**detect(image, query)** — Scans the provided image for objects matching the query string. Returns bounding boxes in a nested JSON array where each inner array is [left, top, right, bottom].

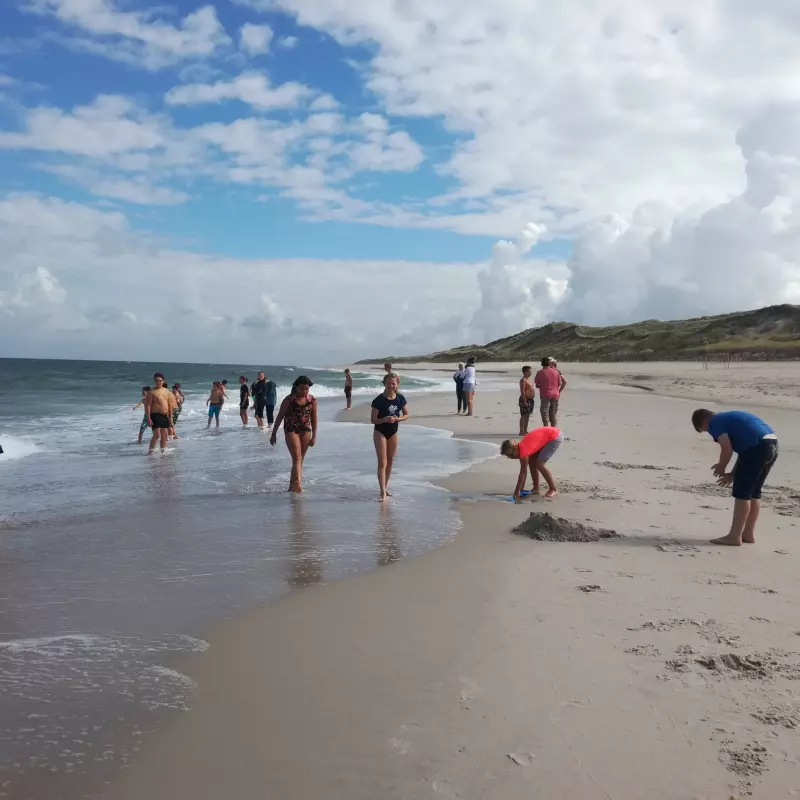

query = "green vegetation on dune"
[[358, 305, 800, 363]]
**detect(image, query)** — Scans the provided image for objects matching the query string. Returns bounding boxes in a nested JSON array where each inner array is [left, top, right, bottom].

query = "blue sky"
[[1, 1, 799, 362]]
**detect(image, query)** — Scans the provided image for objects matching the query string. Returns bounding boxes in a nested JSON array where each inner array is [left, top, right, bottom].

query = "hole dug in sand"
[[513, 512, 621, 543]]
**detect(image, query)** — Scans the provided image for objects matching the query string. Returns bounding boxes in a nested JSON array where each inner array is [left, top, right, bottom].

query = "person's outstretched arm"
[[310, 399, 318, 446], [513, 458, 529, 499], [559, 373, 567, 391], [270, 397, 290, 444], [712, 433, 734, 477]]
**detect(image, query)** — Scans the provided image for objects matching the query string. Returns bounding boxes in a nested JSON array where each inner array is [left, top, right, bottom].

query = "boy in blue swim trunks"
[[692, 409, 779, 546], [206, 381, 224, 428]]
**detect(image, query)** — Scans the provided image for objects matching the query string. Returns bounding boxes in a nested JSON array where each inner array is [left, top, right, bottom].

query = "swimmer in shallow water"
[[271, 376, 317, 493], [371, 373, 409, 501], [501, 426, 564, 500]]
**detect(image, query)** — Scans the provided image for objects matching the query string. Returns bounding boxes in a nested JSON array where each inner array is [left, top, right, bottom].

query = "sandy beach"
[[108, 363, 800, 800]]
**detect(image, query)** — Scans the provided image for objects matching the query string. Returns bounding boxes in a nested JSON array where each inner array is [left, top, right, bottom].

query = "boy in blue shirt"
[[692, 409, 779, 546]]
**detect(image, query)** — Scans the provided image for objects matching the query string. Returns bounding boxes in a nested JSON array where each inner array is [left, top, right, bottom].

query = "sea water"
[[0, 358, 495, 798]]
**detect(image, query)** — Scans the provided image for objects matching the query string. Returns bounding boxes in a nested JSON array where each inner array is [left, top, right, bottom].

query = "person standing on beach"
[[145, 373, 176, 453], [344, 369, 353, 410], [271, 376, 317, 493], [134, 386, 150, 444], [462, 357, 476, 416], [206, 381, 224, 428], [692, 409, 779, 546], [371, 373, 409, 501], [453, 362, 465, 415], [264, 375, 277, 426], [518, 365, 535, 435], [501, 426, 563, 500], [534, 357, 563, 427], [239, 376, 250, 425]]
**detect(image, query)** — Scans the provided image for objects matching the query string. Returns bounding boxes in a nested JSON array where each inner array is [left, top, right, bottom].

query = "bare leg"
[[742, 499, 760, 544], [207, 414, 212, 429], [711, 498, 751, 546], [240, 410, 248, 425], [256, 412, 264, 429], [148, 427, 159, 454], [159, 428, 168, 452], [285, 432, 304, 493], [537, 462, 557, 498], [466, 391, 474, 416], [529, 461, 540, 494], [384, 433, 399, 496], [373, 430, 388, 500]]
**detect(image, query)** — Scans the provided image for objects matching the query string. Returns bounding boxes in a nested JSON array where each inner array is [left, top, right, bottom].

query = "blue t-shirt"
[[707, 411, 774, 453]]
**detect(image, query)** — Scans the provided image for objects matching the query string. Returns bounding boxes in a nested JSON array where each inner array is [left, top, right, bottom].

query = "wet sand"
[[109, 364, 800, 800]]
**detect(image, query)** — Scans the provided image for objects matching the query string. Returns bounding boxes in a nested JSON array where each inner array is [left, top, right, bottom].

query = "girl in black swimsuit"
[[370, 374, 409, 501], [271, 376, 317, 493]]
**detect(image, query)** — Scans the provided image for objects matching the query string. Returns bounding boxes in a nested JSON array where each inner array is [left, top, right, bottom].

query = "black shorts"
[[345, 387, 352, 398], [150, 412, 171, 430], [240, 401, 250, 411], [733, 439, 778, 500]]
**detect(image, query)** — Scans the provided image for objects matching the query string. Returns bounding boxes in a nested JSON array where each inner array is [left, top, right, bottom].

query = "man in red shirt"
[[501, 426, 564, 500], [534, 357, 567, 426]]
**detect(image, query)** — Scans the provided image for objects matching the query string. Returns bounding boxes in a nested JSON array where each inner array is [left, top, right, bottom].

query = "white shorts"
[[463, 382, 475, 393]]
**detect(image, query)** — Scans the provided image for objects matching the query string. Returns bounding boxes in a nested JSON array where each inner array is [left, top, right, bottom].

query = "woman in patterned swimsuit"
[[270, 376, 318, 493]]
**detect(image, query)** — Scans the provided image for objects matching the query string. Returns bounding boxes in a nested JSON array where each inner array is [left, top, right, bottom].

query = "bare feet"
[[545, 489, 558, 499], [385, 490, 393, 497], [742, 535, 756, 544], [710, 534, 743, 546]]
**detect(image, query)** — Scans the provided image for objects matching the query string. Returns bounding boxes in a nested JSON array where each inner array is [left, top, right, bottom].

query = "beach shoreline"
[[107, 363, 800, 800]]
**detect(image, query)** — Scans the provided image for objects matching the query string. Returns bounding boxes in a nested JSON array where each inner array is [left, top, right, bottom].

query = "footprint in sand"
[[459, 677, 479, 707], [432, 780, 467, 799], [507, 752, 536, 766]]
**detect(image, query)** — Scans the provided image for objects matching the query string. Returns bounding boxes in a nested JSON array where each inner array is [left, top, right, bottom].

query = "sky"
[[2, 0, 800, 364]]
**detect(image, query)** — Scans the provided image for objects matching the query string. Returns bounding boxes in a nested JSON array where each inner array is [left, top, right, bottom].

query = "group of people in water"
[[134, 362, 408, 500], [132, 358, 779, 545]]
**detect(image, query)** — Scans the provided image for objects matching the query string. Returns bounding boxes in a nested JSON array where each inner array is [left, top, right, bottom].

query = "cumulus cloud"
[[470, 223, 568, 342], [31, 0, 230, 69], [479, 105, 800, 334], [0, 266, 66, 310], [239, 23, 274, 55], [165, 71, 314, 110]]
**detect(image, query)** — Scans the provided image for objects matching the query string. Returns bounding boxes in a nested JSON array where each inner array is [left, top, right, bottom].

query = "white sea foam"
[[0, 434, 42, 462]]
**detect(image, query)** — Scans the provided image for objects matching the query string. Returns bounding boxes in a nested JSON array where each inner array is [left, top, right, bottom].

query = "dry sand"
[[109, 364, 800, 800]]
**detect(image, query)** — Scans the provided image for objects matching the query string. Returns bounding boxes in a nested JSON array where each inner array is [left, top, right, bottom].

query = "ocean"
[[0, 358, 496, 799]]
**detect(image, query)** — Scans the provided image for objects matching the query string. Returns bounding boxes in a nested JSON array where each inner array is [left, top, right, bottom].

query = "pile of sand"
[[513, 512, 620, 542]]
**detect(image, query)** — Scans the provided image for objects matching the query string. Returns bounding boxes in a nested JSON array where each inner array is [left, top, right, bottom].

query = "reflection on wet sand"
[[376, 503, 402, 567], [286, 497, 324, 588]]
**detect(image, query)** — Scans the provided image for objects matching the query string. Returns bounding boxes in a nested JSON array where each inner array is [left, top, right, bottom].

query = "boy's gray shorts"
[[537, 432, 564, 463]]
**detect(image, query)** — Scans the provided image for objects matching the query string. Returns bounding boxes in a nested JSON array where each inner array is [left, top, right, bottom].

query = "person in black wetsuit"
[[239, 375, 250, 425], [251, 371, 268, 428], [370, 373, 409, 501]]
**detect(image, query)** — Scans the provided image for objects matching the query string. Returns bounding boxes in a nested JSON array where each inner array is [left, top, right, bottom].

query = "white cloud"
[[0, 266, 66, 310], [239, 23, 273, 55], [165, 71, 314, 110], [472, 104, 800, 335], [0, 95, 168, 158], [278, 35, 298, 49], [0, 193, 483, 361], [31, 0, 230, 69], [270, 0, 800, 235], [0, 74, 16, 87], [309, 94, 339, 112], [43, 164, 190, 205]]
